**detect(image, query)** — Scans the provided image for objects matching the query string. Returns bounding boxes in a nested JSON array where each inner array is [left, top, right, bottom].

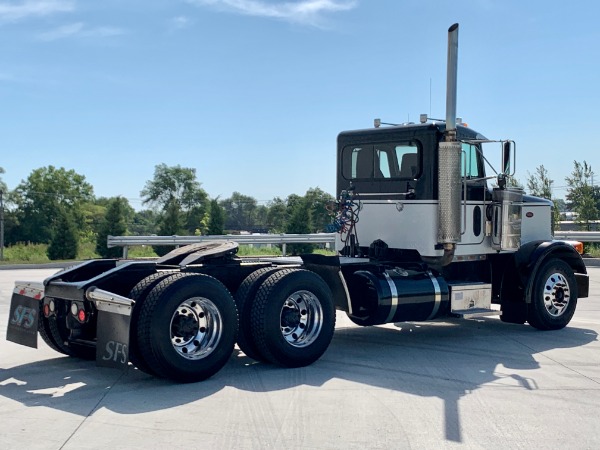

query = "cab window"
[[342, 142, 420, 180]]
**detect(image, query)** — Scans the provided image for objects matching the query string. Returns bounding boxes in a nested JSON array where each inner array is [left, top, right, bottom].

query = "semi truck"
[[6, 24, 589, 382]]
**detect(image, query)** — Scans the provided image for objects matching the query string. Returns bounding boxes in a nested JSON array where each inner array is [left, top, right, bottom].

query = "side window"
[[461, 143, 480, 178], [342, 147, 372, 179], [376, 149, 391, 178], [342, 142, 420, 180], [396, 144, 420, 179]]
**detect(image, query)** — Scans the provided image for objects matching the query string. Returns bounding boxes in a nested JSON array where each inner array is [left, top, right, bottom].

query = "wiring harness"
[[326, 187, 361, 250]]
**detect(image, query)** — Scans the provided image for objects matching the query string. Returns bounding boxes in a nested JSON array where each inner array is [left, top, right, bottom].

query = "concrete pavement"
[[0, 267, 599, 449]]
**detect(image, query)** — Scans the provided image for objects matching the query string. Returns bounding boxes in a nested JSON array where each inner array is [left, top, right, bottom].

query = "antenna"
[[429, 78, 432, 117]]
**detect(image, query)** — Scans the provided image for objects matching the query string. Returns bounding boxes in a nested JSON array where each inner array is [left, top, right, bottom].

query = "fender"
[[514, 240, 588, 303]]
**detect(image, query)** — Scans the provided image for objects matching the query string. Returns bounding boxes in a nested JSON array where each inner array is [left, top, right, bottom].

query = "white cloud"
[[38, 22, 125, 41], [170, 15, 192, 30], [0, 0, 74, 22], [185, 0, 357, 27]]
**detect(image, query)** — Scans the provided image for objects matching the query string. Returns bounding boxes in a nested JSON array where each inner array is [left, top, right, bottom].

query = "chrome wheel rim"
[[280, 290, 323, 348], [170, 297, 222, 360], [543, 272, 570, 317]]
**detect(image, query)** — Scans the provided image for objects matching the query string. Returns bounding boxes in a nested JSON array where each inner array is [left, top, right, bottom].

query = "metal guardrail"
[[107, 233, 337, 258], [108, 231, 600, 259], [553, 231, 600, 242]]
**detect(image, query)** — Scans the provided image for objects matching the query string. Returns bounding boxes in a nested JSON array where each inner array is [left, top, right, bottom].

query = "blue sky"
[[1, 0, 599, 209]]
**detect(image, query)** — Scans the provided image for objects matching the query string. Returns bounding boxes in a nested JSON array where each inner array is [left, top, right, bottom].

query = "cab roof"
[[337, 122, 486, 142]]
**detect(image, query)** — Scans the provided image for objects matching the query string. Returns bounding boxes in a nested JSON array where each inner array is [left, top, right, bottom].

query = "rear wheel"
[[136, 273, 238, 382], [527, 259, 577, 330], [128, 271, 177, 375], [234, 267, 282, 361], [250, 269, 335, 368]]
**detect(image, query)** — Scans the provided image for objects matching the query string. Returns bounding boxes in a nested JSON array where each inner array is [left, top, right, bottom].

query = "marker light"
[[77, 309, 87, 323]]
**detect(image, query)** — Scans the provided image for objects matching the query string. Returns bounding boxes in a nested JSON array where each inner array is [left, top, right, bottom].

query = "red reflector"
[[526, 212, 534, 218], [43, 304, 50, 317], [78, 309, 86, 322]]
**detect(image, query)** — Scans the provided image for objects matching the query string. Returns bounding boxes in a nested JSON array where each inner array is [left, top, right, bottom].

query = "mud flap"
[[88, 288, 133, 370], [6, 283, 44, 348]]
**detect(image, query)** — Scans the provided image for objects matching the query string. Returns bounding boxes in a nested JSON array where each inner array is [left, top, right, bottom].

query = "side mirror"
[[501, 141, 515, 175]]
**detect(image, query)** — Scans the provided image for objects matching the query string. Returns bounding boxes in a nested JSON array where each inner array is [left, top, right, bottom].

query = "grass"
[[1, 242, 51, 264], [584, 243, 600, 258]]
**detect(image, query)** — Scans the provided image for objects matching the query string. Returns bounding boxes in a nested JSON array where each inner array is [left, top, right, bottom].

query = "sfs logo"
[[10, 305, 37, 329], [103, 341, 128, 364]]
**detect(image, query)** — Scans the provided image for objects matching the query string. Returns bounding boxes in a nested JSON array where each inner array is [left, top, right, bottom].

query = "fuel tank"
[[347, 268, 449, 325]]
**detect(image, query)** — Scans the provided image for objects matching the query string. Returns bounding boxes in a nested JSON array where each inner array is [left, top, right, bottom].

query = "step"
[[451, 308, 501, 319]]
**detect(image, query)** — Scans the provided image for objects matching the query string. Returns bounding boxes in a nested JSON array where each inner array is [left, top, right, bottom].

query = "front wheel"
[[527, 259, 578, 330], [136, 273, 238, 382], [250, 269, 335, 368]]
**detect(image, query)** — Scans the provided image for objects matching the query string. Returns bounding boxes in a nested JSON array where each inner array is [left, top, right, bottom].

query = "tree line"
[[0, 163, 334, 259], [524, 161, 600, 231], [1, 159, 598, 260]]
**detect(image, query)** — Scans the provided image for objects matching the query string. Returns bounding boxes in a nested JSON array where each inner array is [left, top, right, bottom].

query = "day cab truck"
[[6, 24, 589, 382]]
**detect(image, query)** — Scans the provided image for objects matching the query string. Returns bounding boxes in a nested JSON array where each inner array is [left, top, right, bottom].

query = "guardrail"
[[553, 231, 600, 242], [108, 233, 337, 258], [108, 231, 600, 259]]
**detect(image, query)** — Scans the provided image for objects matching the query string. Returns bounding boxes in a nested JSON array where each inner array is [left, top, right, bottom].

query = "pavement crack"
[[508, 336, 600, 386], [58, 370, 127, 450]]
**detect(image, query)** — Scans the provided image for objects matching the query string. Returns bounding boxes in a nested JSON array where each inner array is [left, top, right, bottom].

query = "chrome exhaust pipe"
[[445, 23, 459, 137], [437, 23, 461, 266]]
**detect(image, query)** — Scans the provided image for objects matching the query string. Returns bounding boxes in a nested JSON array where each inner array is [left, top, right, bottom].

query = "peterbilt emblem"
[[396, 202, 404, 212]]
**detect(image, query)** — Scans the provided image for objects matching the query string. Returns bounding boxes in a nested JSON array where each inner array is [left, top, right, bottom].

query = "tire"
[[43, 299, 96, 360], [527, 258, 578, 330], [136, 273, 238, 383], [128, 271, 177, 376], [250, 269, 336, 368], [346, 312, 378, 327], [38, 304, 68, 355], [234, 267, 282, 362]]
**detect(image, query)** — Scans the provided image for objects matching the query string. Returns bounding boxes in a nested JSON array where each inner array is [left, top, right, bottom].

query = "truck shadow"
[[0, 317, 597, 443]]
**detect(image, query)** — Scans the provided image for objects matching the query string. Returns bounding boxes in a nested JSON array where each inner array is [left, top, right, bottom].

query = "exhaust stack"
[[445, 23, 459, 136], [437, 23, 462, 265]]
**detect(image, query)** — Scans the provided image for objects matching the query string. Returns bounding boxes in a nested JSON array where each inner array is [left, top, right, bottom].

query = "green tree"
[[96, 197, 129, 258], [266, 197, 288, 232], [527, 165, 560, 231], [0, 166, 6, 194], [12, 166, 94, 244], [141, 164, 208, 235], [254, 204, 269, 230], [153, 197, 185, 256], [505, 177, 524, 189], [47, 207, 79, 260], [304, 187, 335, 232], [207, 199, 225, 235], [220, 192, 257, 231], [286, 197, 314, 255], [527, 165, 553, 199], [130, 209, 159, 236], [186, 205, 206, 235], [565, 161, 599, 230]]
